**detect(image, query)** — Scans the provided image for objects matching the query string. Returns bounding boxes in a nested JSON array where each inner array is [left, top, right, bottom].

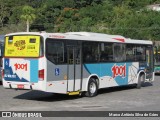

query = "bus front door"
[[146, 46, 154, 80], [67, 46, 82, 92]]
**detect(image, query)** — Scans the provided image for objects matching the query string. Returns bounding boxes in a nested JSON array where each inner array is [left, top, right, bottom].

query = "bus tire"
[[137, 74, 145, 89], [85, 78, 98, 97]]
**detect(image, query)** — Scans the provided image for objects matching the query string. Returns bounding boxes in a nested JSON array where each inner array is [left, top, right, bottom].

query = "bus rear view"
[[2, 34, 45, 91]]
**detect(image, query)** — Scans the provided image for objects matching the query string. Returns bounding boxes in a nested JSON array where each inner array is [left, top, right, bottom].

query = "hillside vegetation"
[[0, 0, 160, 40]]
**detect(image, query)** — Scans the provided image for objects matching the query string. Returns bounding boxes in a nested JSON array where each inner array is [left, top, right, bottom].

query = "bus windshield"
[[4, 35, 41, 57]]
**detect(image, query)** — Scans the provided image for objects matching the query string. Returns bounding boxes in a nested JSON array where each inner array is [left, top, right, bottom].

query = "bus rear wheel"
[[137, 74, 145, 89], [85, 78, 98, 97]]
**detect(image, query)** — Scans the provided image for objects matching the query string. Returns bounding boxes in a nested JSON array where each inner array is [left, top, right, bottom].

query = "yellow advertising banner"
[[5, 35, 40, 57]]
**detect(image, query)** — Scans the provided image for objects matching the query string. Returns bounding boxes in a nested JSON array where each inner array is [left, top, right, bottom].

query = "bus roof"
[[5, 32, 153, 45]]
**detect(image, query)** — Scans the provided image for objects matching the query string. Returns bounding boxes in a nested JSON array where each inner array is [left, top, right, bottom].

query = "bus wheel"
[[137, 74, 145, 89], [85, 78, 98, 97]]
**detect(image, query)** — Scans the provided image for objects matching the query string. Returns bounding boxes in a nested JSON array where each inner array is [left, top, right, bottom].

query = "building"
[[147, 4, 160, 11]]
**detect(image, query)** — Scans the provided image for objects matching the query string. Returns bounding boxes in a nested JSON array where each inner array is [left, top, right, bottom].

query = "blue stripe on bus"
[[30, 60, 38, 83], [84, 63, 132, 86]]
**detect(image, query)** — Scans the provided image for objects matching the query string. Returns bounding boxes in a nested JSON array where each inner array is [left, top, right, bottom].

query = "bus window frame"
[[45, 38, 151, 64], [45, 38, 66, 65]]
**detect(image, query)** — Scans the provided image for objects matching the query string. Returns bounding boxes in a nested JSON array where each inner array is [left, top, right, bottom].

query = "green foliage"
[[21, 6, 36, 22], [1, 0, 160, 40], [0, 0, 11, 27], [20, 5, 36, 32]]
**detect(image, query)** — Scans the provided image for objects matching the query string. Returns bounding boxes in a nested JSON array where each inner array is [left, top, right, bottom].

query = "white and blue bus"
[[2, 32, 154, 97]]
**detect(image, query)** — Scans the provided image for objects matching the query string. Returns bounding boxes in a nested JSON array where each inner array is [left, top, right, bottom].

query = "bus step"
[[68, 91, 80, 95]]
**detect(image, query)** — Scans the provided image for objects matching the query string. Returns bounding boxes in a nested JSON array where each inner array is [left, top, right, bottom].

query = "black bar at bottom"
[[0, 111, 160, 117]]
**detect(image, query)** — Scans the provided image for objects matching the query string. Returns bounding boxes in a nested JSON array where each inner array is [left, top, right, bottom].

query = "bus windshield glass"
[[4, 35, 41, 57]]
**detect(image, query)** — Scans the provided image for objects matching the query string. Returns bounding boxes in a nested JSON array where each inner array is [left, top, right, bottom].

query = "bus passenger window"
[[83, 42, 99, 63], [126, 44, 135, 61], [114, 43, 126, 62], [46, 39, 66, 64], [100, 43, 113, 62]]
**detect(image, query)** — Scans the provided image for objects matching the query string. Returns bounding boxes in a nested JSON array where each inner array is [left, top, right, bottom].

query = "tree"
[[0, 0, 10, 27], [20, 5, 36, 32]]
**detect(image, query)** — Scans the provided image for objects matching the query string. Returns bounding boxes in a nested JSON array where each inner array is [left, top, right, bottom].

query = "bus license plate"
[[17, 84, 24, 89]]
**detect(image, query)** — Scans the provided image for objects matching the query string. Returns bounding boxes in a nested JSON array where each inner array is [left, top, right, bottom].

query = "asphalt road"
[[0, 75, 160, 120]]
